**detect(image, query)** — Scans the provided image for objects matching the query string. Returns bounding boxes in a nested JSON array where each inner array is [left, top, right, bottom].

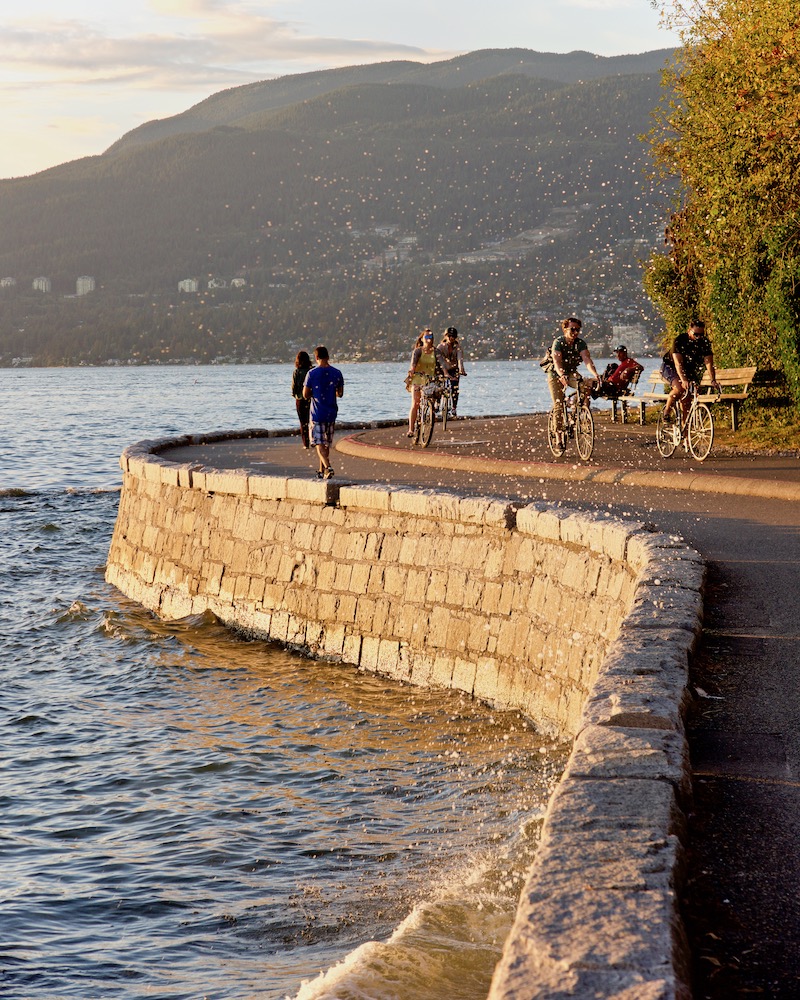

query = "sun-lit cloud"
[[0, 7, 435, 95]]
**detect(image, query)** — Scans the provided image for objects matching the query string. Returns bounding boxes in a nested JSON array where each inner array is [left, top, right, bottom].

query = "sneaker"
[[451, 410, 458, 419], [407, 430, 413, 437], [316, 470, 324, 479], [323, 467, 334, 479]]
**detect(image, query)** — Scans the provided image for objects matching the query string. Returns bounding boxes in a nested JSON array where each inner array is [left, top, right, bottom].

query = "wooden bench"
[[609, 367, 643, 424], [630, 366, 758, 430]]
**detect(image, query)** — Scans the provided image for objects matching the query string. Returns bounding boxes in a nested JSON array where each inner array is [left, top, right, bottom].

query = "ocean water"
[[0, 360, 629, 999]]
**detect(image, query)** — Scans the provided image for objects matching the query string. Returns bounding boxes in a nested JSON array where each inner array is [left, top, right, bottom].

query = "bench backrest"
[[701, 366, 757, 388], [646, 370, 670, 391]]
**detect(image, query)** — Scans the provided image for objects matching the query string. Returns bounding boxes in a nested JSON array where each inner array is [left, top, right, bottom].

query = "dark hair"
[[315, 345, 329, 360], [689, 318, 705, 329], [562, 316, 581, 330], [295, 350, 311, 368]]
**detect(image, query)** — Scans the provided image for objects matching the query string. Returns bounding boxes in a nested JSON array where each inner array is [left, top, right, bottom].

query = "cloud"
[[0, 7, 437, 94]]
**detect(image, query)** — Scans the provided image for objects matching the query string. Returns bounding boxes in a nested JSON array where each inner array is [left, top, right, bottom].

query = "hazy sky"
[[1, 0, 680, 180]]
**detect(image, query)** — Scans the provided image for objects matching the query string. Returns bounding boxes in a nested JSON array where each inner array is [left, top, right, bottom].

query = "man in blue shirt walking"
[[303, 345, 344, 479]]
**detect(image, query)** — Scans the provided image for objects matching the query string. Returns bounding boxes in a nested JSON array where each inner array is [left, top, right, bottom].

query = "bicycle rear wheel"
[[687, 402, 714, 461], [547, 407, 566, 457], [575, 406, 595, 460], [419, 397, 435, 447], [656, 406, 679, 458]]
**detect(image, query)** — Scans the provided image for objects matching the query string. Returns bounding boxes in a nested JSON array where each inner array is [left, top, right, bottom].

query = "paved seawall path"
[[159, 411, 800, 999]]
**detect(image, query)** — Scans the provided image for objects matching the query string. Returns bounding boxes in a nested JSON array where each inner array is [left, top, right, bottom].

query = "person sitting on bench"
[[591, 344, 644, 400]]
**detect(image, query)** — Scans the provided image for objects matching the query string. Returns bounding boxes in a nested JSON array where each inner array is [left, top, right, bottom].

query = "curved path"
[[163, 412, 800, 998]]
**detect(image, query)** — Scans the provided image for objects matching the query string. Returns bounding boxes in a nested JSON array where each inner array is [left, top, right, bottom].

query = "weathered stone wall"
[[106, 434, 703, 999]]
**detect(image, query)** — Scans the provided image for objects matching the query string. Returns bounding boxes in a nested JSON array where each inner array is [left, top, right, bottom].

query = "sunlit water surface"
[[0, 360, 653, 997]]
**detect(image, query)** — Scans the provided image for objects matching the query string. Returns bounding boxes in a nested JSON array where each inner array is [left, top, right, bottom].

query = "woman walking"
[[292, 350, 313, 448]]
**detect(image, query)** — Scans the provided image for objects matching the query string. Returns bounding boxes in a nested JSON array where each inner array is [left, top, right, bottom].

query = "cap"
[[614, 344, 627, 352], [445, 326, 458, 336]]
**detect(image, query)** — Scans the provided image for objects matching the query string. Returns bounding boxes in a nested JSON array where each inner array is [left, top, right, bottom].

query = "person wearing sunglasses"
[[543, 317, 600, 419], [405, 328, 445, 436]]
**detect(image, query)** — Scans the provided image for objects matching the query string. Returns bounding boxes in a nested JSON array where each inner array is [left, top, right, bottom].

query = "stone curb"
[[336, 431, 800, 503]]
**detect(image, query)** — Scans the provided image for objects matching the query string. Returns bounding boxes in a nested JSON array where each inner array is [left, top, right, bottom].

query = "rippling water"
[[0, 363, 582, 999]]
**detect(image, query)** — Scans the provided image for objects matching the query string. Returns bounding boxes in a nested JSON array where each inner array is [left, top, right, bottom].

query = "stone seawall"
[[105, 431, 702, 999]]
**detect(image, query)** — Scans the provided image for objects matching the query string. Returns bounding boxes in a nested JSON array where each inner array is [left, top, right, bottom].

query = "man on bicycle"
[[437, 326, 467, 418], [661, 318, 720, 421], [544, 317, 600, 423]]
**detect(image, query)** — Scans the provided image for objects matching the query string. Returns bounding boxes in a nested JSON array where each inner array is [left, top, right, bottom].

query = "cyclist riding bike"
[[406, 329, 446, 437], [543, 317, 600, 426], [437, 326, 467, 418], [660, 318, 720, 420]]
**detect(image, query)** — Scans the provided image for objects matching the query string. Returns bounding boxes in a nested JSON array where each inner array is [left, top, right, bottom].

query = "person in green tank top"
[[405, 329, 444, 437]]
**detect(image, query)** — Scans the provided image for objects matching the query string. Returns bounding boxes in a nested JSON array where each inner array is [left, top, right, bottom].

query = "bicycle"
[[439, 376, 454, 432], [655, 381, 717, 462], [547, 375, 595, 461], [411, 378, 439, 447]]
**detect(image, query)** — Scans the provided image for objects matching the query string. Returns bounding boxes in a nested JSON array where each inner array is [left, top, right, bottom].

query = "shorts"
[[310, 420, 335, 447], [660, 361, 678, 385]]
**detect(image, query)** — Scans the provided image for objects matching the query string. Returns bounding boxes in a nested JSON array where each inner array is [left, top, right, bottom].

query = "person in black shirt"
[[660, 319, 719, 420]]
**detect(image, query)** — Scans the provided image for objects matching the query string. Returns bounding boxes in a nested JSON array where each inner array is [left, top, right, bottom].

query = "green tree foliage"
[[645, 0, 800, 403]]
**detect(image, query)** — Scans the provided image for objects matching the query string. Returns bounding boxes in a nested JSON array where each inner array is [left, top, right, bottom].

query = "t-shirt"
[[664, 332, 713, 381], [550, 334, 588, 375], [303, 364, 344, 423]]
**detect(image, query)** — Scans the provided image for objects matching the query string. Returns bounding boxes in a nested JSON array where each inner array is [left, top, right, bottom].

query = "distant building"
[[0, 277, 16, 288], [76, 275, 95, 296], [612, 324, 646, 355], [207, 277, 227, 289], [230, 277, 247, 288], [178, 278, 199, 293], [32, 276, 51, 293]]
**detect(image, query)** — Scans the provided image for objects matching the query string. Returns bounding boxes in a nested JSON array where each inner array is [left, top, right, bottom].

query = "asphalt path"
[[162, 412, 800, 999]]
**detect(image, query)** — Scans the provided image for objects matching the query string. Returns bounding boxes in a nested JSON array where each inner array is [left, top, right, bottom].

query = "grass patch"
[[717, 407, 800, 454]]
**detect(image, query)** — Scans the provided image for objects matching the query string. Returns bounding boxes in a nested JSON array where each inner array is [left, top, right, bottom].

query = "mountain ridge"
[[105, 47, 674, 155]]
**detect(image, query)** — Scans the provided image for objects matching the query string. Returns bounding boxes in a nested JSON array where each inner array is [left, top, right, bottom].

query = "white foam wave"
[[291, 814, 546, 1000]]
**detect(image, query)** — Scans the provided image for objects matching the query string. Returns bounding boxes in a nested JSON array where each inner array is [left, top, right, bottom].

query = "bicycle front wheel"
[[656, 407, 679, 458], [419, 397, 435, 447], [547, 407, 566, 457], [687, 402, 714, 461], [575, 406, 595, 461]]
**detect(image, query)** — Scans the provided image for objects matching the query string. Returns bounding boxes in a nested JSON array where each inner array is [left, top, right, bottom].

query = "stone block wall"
[[105, 434, 703, 999], [109, 465, 640, 737]]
